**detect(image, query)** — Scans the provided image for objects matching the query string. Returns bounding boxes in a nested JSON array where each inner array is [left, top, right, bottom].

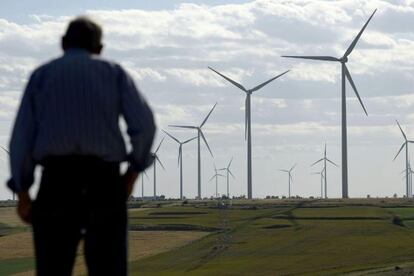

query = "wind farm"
[[4, 2, 414, 276]]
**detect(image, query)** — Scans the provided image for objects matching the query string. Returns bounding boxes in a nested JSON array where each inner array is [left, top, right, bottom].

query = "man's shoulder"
[[33, 55, 125, 76]]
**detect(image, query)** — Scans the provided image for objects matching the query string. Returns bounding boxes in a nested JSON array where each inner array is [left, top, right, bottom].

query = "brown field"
[[0, 207, 207, 276]]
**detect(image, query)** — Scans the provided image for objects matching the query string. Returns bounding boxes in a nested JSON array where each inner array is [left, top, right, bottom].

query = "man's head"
[[62, 16, 103, 54]]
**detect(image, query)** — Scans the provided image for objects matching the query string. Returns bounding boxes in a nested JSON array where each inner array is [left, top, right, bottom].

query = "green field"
[[2, 198, 414, 275]]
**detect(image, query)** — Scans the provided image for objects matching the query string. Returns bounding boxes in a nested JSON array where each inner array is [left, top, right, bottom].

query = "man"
[[7, 16, 156, 275]]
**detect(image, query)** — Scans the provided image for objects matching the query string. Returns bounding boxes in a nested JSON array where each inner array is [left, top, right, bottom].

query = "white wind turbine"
[[163, 130, 197, 200], [282, 9, 377, 198], [311, 143, 338, 199], [208, 67, 289, 199], [279, 164, 297, 198], [311, 167, 325, 199], [210, 164, 225, 198], [219, 157, 235, 198], [152, 138, 165, 200], [169, 103, 216, 199], [394, 120, 414, 198], [401, 160, 413, 198]]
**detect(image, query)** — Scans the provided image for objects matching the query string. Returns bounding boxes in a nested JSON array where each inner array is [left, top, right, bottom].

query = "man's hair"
[[62, 16, 102, 52]]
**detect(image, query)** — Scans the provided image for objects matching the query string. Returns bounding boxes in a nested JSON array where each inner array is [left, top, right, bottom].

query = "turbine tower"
[[170, 103, 216, 199], [311, 143, 338, 199], [311, 167, 325, 198], [210, 164, 225, 198], [282, 10, 377, 198], [208, 67, 289, 199], [219, 157, 235, 198], [394, 120, 414, 198], [163, 130, 197, 200], [1, 146, 15, 201], [152, 138, 165, 200], [279, 164, 296, 198]]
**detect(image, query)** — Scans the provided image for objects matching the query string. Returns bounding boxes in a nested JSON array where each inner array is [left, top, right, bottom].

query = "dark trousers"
[[32, 156, 127, 276]]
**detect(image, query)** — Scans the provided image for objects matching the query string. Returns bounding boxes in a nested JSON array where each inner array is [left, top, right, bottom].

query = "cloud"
[[1, 0, 414, 198]]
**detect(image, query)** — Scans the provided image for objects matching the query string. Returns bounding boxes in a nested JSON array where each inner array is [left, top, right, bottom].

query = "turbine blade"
[[279, 169, 289, 173], [344, 65, 368, 116], [396, 120, 407, 141], [394, 143, 406, 161], [249, 70, 290, 93], [343, 9, 377, 58], [209, 175, 215, 182], [169, 125, 197, 129], [282, 55, 340, 62], [326, 158, 339, 167], [228, 157, 233, 169], [178, 146, 182, 167], [208, 66, 247, 92], [200, 102, 217, 127], [143, 170, 149, 179], [311, 172, 320, 175], [311, 158, 324, 166], [229, 169, 235, 179], [218, 168, 226, 171], [200, 130, 213, 157], [290, 163, 297, 171], [1, 146, 9, 154], [245, 96, 248, 141], [218, 174, 226, 177], [183, 136, 197, 144], [156, 156, 166, 171], [155, 137, 165, 154], [162, 130, 180, 144]]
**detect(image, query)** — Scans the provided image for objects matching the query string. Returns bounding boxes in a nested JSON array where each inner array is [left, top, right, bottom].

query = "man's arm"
[[118, 66, 156, 195], [8, 72, 38, 223]]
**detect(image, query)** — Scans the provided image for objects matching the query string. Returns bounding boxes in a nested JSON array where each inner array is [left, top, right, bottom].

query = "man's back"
[[31, 49, 127, 162]]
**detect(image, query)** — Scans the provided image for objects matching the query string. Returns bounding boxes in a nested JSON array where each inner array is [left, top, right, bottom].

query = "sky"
[[0, 0, 413, 200]]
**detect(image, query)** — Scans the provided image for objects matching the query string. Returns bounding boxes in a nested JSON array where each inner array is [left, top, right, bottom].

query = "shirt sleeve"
[[117, 65, 156, 172], [7, 71, 39, 193]]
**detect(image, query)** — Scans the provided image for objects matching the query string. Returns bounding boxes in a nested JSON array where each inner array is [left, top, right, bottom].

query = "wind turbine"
[[311, 167, 325, 199], [152, 138, 165, 200], [394, 120, 414, 198], [311, 143, 338, 199], [208, 67, 289, 199], [1, 146, 15, 201], [219, 157, 235, 198], [140, 170, 149, 199], [209, 164, 225, 198], [169, 103, 216, 199], [282, 9, 377, 198], [163, 130, 197, 200], [401, 161, 413, 198], [279, 164, 296, 198]]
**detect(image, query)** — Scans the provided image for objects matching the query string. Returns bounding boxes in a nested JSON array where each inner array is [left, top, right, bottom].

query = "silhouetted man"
[[7, 16, 156, 276]]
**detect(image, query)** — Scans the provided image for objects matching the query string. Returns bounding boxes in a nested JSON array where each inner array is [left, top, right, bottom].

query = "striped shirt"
[[8, 48, 156, 193]]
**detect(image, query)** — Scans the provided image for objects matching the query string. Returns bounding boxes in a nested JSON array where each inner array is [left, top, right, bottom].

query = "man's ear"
[[93, 44, 103, 55], [61, 36, 68, 51]]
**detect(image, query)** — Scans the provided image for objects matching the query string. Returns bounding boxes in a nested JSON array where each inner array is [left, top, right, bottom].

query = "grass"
[[129, 199, 414, 275], [0, 257, 34, 275], [4, 199, 414, 275]]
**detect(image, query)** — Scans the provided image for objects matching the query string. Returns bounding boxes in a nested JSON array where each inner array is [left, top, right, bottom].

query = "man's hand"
[[123, 168, 139, 200], [17, 191, 32, 224]]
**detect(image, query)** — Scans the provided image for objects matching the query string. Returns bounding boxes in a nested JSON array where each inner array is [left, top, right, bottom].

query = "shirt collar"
[[64, 48, 91, 56]]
